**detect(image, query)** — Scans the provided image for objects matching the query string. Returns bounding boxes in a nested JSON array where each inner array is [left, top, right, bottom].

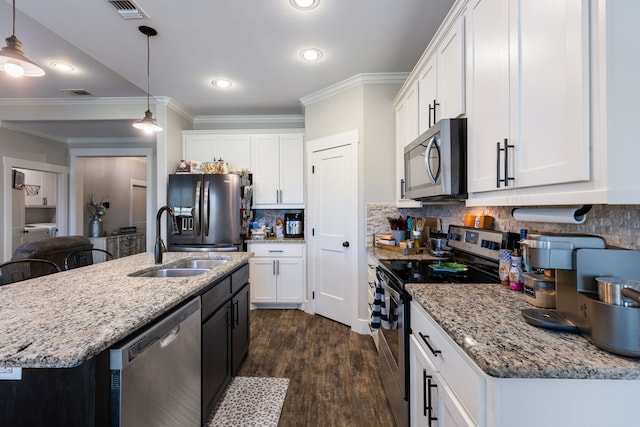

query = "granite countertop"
[[246, 237, 305, 244], [407, 283, 640, 380], [366, 246, 640, 380], [0, 251, 252, 369]]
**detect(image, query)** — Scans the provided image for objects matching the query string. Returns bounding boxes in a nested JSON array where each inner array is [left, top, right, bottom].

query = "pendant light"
[[133, 25, 162, 133], [0, 0, 45, 77]]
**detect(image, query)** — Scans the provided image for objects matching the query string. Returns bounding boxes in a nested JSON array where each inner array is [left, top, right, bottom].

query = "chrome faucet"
[[155, 206, 181, 264]]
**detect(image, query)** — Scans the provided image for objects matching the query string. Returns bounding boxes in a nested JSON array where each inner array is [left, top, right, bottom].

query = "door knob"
[[342, 241, 350, 248]]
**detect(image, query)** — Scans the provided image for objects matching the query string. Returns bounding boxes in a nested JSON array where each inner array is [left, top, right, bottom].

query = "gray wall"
[[80, 157, 147, 235], [0, 127, 68, 166]]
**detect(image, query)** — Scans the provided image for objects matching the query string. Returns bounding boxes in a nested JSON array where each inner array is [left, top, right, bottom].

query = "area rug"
[[207, 376, 289, 427]]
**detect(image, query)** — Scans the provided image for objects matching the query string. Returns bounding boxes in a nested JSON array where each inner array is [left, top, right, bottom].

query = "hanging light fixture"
[[0, 0, 45, 77], [133, 25, 162, 133]]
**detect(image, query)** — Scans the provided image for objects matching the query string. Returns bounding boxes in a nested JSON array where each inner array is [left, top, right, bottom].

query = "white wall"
[[303, 75, 401, 332]]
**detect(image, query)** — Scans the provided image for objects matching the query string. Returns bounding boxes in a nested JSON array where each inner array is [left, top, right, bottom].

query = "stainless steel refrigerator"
[[167, 174, 242, 251]]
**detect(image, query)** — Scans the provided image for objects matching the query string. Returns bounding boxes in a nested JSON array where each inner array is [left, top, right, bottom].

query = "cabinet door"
[[231, 284, 250, 375], [184, 134, 217, 161], [514, 0, 589, 188], [410, 335, 475, 427], [419, 55, 438, 132], [251, 135, 281, 206], [279, 134, 304, 205], [106, 237, 118, 259], [249, 258, 278, 303], [438, 16, 465, 120], [218, 134, 251, 173], [23, 169, 43, 206], [467, 0, 511, 193], [410, 334, 439, 427], [276, 258, 304, 303], [41, 171, 56, 207], [406, 81, 420, 143], [395, 92, 423, 208], [202, 305, 232, 423]]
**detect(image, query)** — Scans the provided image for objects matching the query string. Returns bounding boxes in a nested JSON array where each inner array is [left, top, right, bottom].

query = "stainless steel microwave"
[[403, 118, 467, 201]]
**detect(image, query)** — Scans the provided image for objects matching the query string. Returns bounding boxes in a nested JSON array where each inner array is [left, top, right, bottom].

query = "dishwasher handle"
[[114, 298, 201, 366]]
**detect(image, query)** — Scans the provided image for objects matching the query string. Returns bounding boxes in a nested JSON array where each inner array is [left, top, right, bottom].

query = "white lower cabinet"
[[411, 301, 482, 427], [410, 300, 640, 427], [410, 336, 476, 427], [248, 243, 304, 305]]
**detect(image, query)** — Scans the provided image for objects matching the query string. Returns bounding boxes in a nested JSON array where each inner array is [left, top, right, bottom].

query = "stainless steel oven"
[[376, 266, 409, 427]]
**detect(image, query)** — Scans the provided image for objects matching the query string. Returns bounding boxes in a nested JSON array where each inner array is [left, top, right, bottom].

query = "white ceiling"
[[0, 0, 455, 140]]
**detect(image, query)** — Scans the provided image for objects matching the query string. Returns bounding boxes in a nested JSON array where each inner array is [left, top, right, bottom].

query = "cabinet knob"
[[342, 241, 350, 248]]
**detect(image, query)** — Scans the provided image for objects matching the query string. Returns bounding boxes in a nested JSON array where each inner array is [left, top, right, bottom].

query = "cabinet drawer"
[[411, 301, 484, 426], [248, 243, 303, 257], [231, 264, 249, 295], [202, 277, 231, 320]]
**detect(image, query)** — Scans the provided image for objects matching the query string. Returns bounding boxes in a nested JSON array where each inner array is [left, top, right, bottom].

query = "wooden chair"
[[64, 248, 113, 270], [0, 259, 61, 285]]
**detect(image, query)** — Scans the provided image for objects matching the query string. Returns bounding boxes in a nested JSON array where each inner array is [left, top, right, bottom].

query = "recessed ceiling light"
[[212, 79, 232, 88], [50, 62, 75, 72], [290, 0, 319, 10], [300, 48, 323, 62]]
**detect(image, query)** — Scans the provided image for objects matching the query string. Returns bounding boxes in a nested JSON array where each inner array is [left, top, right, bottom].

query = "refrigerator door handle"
[[203, 180, 210, 236], [194, 180, 202, 236]]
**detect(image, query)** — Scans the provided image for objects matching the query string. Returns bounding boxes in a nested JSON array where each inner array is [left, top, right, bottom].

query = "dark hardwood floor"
[[237, 309, 396, 427]]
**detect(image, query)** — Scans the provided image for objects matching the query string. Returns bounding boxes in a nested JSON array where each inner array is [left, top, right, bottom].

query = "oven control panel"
[[447, 225, 517, 261]]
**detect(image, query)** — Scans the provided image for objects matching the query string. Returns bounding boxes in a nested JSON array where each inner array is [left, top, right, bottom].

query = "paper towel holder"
[[511, 205, 592, 224]]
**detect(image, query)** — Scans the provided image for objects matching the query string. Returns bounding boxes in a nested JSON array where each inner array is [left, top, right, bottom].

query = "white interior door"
[[309, 134, 358, 326], [130, 179, 147, 232]]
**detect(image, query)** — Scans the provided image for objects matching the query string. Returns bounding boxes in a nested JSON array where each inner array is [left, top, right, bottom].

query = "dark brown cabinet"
[[201, 263, 250, 424]]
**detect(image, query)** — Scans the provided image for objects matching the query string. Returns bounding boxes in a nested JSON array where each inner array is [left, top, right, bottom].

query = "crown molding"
[[299, 72, 409, 107], [0, 120, 67, 144], [155, 96, 195, 122], [193, 114, 304, 125], [66, 136, 155, 145], [0, 97, 152, 107]]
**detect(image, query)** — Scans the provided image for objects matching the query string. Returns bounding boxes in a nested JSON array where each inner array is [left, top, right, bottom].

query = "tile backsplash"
[[366, 203, 640, 250]]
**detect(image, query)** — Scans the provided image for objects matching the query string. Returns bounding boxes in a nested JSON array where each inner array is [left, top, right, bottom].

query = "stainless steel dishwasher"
[[110, 297, 201, 427]]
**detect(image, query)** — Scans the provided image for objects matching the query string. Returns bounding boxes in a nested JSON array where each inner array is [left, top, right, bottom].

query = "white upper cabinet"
[[395, 81, 422, 207], [466, 0, 590, 197], [394, 4, 466, 207], [251, 133, 304, 208], [21, 169, 56, 207], [419, 14, 466, 133], [182, 132, 251, 173], [465, 0, 640, 206]]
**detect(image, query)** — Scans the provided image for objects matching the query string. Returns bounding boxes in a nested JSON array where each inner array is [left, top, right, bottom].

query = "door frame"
[[1, 156, 69, 262], [69, 148, 155, 252], [305, 129, 360, 330]]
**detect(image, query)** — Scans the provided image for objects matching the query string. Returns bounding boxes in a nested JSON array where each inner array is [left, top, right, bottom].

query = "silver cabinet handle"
[[273, 260, 276, 275], [276, 260, 280, 275]]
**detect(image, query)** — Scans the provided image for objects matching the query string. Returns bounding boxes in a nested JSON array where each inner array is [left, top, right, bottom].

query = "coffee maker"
[[284, 212, 303, 238], [522, 233, 640, 357]]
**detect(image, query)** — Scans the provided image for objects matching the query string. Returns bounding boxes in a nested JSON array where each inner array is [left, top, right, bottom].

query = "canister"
[[522, 272, 556, 308]]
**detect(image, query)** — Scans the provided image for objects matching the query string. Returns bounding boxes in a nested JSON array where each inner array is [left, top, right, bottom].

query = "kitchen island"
[[0, 251, 252, 426]]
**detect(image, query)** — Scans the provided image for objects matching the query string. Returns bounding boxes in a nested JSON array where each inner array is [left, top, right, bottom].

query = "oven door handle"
[[380, 281, 401, 303]]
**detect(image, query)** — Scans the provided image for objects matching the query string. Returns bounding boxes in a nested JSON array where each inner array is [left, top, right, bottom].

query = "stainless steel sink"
[[172, 259, 228, 269], [133, 268, 211, 278]]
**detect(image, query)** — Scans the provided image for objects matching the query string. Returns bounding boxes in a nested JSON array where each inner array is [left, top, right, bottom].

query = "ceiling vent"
[[107, 1, 148, 19], [60, 89, 93, 96]]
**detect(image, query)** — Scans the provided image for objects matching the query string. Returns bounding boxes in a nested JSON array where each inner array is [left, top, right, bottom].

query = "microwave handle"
[[425, 136, 441, 184], [400, 178, 405, 199]]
